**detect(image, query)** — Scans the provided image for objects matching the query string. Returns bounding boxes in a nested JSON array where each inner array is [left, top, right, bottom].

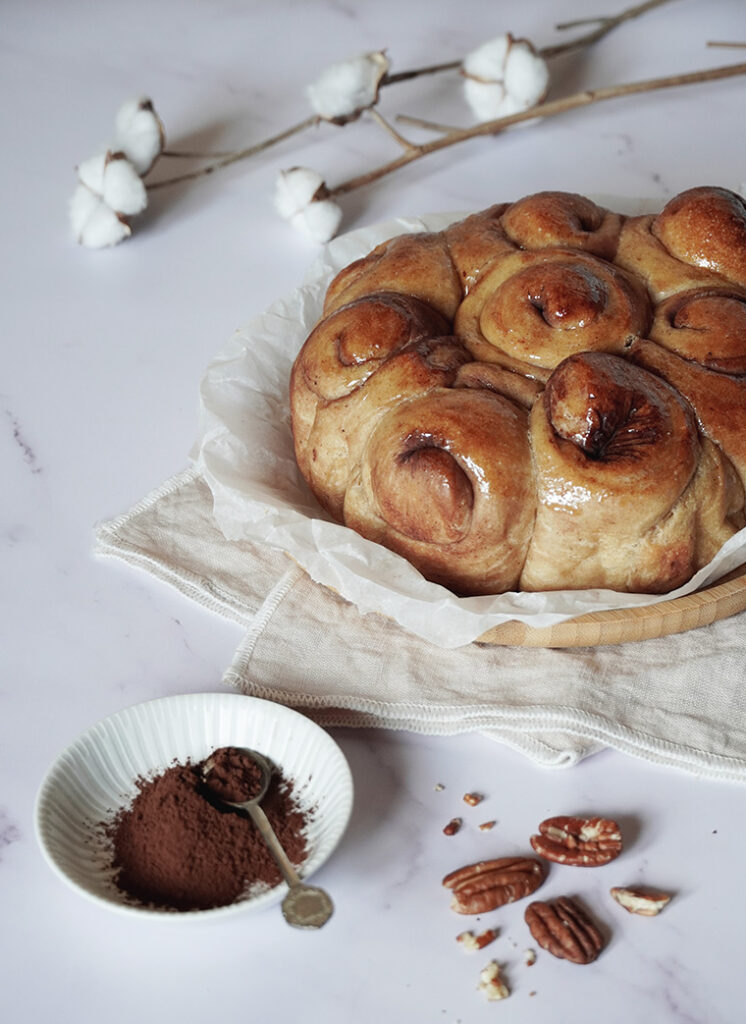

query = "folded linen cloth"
[[95, 467, 746, 782]]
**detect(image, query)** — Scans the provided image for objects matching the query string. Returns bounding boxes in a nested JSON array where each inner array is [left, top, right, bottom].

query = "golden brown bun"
[[289, 187, 746, 597], [455, 248, 650, 380], [501, 190, 623, 260], [616, 186, 746, 301], [630, 336, 746, 494], [323, 231, 463, 321], [649, 287, 746, 374], [343, 388, 535, 595], [443, 203, 514, 293], [520, 353, 737, 592]]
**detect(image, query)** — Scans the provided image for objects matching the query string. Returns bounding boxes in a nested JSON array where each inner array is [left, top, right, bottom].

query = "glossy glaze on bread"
[[290, 188, 746, 596]]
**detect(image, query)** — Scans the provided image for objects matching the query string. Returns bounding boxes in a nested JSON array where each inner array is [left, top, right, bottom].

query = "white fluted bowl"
[[35, 692, 354, 919]]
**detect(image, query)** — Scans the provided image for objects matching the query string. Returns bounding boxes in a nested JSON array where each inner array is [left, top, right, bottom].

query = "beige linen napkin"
[[95, 467, 746, 782]]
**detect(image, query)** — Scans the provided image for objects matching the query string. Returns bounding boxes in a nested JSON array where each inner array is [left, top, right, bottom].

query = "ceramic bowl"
[[35, 692, 353, 919]]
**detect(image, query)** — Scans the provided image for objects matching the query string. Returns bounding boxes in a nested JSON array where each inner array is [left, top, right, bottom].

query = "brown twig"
[[544, 0, 677, 58], [328, 61, 746, 198], [162, 148, 236, 159], [147, 116, 319, 190], [368, 108, 419, 151], [395, 114, 459, 134]]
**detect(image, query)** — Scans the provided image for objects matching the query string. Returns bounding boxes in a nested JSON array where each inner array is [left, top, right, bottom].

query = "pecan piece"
[[524, 897, 605, 965], [443, 857, 545, 914], [443, 817, 462, 836], [530, 815, 622, 866], [610, 886, 672, 916], [477, 961, 509, 1001], [457, 927, 498, 951]]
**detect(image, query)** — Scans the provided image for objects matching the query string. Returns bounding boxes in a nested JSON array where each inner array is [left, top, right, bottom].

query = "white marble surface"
[[3, 0, 746, 1020]]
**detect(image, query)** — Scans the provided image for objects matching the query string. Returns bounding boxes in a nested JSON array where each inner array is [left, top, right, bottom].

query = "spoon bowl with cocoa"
[[202, 747, 334, 929]]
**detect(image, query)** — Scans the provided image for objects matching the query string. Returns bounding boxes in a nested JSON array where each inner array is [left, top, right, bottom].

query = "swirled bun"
[[289, 187, 746, 596], [616, 186, 746, 300]]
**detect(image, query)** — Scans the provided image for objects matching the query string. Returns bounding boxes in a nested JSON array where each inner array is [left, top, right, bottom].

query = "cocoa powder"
[[107, 747, 308, 911]]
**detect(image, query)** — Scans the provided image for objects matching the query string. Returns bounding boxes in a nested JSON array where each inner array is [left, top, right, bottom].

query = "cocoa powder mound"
[[107, 748, 308, 911]]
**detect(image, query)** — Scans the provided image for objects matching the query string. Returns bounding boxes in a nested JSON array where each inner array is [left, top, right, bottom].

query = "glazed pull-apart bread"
[[290, 187, 746, 596]]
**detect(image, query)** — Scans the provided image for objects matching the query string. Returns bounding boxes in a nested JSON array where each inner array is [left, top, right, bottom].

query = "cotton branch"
[[149, 0, 676, 191], [327, 61, 746, 199]]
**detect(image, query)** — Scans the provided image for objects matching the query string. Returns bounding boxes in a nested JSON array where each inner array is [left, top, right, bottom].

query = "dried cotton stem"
[[147, 115, 319, 191], [329, 61, 746, 198], [543, 0, 678, 59]]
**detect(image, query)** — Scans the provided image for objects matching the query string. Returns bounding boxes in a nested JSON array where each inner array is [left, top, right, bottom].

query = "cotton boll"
[[307, 51, 390, 121], [101, 153, 148, 215], [462, 33, 549, 122], [290, 198, 343, 243], [69, 184, 131, 248], [504, 42, 550, 107], [274, 167, 326, 219], [115, 97, 165, 175]]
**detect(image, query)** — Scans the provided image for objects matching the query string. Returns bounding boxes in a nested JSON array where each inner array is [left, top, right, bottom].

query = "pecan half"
[[610, 886, 672, 916], [530, 815, 622, 866], [443, 857, 545, 914], [524, 897, 605, 965]]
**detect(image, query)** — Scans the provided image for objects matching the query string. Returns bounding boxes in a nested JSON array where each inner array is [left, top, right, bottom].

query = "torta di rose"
[[289, 187, 746, 596]]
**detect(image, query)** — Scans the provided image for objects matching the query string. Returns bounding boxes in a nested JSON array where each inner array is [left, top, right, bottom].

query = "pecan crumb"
[[457, 928, 498, 951], [443, 817, 462, 836], [478, 820, 496, 832], [477, 961, 509, 1001], [434, 783, 445, 792], [463, 792, 483, 807], [523, 948, 536, 966]]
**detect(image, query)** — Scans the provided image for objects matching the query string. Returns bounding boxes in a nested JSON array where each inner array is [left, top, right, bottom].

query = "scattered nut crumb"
[[434, 783, 445, 792], [477, 961, 510, 1001], [478, 820, 496, 832], [610, 886, 672, 916], [529, 990, 537, 997], [463, 792, 483, 807], [457, 928, 498, 951], [443, 817, 462, 836], [523, 948, 536, 966]]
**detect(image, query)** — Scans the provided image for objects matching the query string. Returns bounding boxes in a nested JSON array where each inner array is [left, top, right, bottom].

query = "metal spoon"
[[202, 748, 333, 929]]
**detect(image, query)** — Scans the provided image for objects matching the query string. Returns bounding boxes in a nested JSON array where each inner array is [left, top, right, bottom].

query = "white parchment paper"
[[194, 204, 746, 648]]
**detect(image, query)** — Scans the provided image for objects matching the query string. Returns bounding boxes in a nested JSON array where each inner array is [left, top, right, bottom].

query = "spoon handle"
[[246, 802, 302, 888]]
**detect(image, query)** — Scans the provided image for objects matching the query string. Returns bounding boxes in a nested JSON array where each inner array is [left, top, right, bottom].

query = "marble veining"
[[5, 407, 41, 475], [0, 809, 21, 860]]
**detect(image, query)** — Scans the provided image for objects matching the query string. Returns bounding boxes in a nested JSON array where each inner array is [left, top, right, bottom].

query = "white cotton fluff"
[[462, 35, 511, 82], [76, 152, 108, 194], [69, 184, 131, 248], [100, 153, 148, 214], [274, 167, 326, 219], [290, 198, 343, 243], [114, 97, 165, 175], [462, 34, 549, 122], [307, 51, 390, 121], [76, 151, 147, 215]]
